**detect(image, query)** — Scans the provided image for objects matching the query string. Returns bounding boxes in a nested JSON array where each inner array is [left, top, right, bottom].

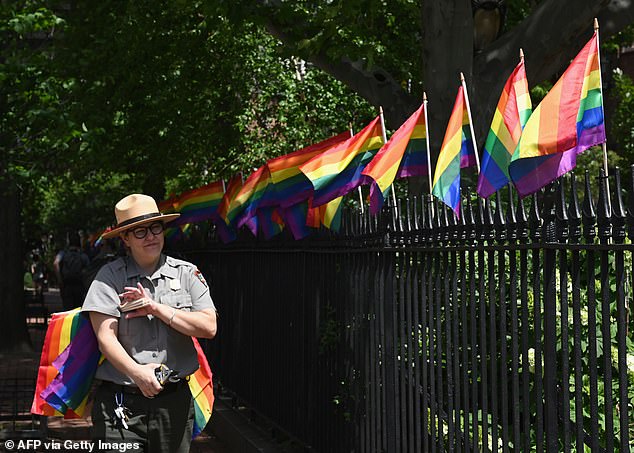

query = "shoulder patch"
[[194, 269, 208, 287]]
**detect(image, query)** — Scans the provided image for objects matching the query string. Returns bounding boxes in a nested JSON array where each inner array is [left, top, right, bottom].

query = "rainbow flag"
[[320, 196, 344, 231], [31, 309, 96, 418], [214, 174, 242, 243], [477, 57, 532, 198], [509, 32, 605, 197], [281, 202, 312, 240], [431, 85, 477, 215], [158, 196, 178, 214], [39, 315, 101, 416], [362, 103, 428, 214], [32, 310, 215, 438], [189, 338, 214, 439], [268, 132, 352, 208], [225, 166, 271, 228], [217, 174, 243, 226], [306, 196, 344, 231], [300, 117, 384, 207], [213, 217, 237, 243], [172, 181, 224, 226], [257, 206, 285, 239]]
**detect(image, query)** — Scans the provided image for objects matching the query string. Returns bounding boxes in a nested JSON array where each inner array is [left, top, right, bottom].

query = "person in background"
[[81, 193, 217, 453], [54, 232, 90, 310], [31, 253, 47, 298]]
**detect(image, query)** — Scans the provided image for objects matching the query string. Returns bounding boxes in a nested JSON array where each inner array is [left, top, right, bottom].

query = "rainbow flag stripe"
[[32, 311, 215, 438], [509, 32, 605, 197], [300, 117, 384, 207], [172, 181, 224, 225], [477, 58, 532, 198], [432, 85, 477, 215], [268, 132, 352, 208], [362, 103, 428, 214]]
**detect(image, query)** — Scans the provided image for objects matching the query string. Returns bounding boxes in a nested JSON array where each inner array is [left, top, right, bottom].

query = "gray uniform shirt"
[[81, 254, 216, 385]]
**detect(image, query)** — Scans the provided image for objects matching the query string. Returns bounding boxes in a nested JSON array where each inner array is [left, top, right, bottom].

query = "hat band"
[[116, 212, 162, 229]]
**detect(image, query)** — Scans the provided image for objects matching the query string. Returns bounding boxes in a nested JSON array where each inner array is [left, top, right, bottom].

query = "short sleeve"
[[185, 267, 216, 312], [81, 264, 121, 318]]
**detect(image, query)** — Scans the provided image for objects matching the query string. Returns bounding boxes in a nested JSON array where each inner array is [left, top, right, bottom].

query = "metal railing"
[[178, 166, 634, 452]]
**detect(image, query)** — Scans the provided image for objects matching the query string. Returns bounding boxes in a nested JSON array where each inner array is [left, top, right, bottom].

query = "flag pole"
[[350, 123, 365, 214], [379, 106, 399, 213], [594, 18, 610, 179], [460, 72, 481, 174], [423, 92, 435, 217], [423, 92, 434, 196]]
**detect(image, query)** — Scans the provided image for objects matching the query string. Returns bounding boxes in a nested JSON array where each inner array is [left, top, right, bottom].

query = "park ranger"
[[81, 193, 217, 453]]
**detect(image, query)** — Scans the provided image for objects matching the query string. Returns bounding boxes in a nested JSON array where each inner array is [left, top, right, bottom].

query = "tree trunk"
[[422, 0, 474, 157], [0, 177, 31, 352]]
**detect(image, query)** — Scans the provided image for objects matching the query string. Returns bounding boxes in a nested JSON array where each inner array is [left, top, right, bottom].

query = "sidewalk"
[[0, 289, 233, 453]]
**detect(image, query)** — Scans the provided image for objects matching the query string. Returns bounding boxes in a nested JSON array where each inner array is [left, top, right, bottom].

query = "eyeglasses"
[[128, 222, 165, 239]]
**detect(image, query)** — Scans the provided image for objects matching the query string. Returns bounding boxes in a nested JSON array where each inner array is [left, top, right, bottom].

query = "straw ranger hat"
[[102, 194, 180, 238]]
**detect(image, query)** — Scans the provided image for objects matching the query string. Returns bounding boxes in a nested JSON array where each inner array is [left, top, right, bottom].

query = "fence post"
[[382, 249, 398, 452], [541, 182, 559, 453]]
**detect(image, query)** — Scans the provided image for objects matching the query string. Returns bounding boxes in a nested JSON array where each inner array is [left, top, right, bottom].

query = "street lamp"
[[472, 0, 506, 52]]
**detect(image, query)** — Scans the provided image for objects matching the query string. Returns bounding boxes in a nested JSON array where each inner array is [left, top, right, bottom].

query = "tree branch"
[[262, 19, 417, 128], [471, 0, 633, 145]]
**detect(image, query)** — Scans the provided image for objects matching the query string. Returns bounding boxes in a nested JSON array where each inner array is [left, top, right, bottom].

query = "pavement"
[[0, 288, 234, 453]]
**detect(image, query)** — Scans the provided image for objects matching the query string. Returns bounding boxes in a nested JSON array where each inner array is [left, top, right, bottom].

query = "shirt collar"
[[125, 254, 175, 280]]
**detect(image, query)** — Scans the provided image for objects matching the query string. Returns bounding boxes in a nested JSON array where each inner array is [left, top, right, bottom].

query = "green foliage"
[[610, 70, 634, 167], [3, 0, 376, 243]]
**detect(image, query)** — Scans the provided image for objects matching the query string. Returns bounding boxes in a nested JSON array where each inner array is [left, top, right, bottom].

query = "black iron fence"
[[180, 167, 634, 452]]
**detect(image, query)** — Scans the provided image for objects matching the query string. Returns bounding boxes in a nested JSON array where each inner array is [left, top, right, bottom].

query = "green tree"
[[235, 0, 634, 154], [3, 0, 634, 351]]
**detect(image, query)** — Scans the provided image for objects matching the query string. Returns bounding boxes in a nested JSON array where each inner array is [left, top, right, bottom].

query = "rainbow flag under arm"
[[362, 103, 428, 214], [32, 309, 89, 418], [509, 31, 605, 197], [268, 132, 352, 208], [189, 338, 214, 439], [477, 58, 532, 198], [33, 310, 215, 439], [300, 117, 384, 207], [172, 181, 224, 226], [40, 316, 101, 416], [432, 86, 477, 216]]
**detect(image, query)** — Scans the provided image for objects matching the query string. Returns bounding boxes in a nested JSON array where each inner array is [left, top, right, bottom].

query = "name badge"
[[170, 279, 181, 291]]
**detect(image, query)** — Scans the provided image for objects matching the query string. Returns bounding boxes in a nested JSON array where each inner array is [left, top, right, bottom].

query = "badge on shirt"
[[170, 279, 181, 291], [194, 269, 207, 287]]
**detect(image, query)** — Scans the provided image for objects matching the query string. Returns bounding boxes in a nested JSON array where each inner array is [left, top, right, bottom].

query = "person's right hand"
[[131, 363, 163, 398]]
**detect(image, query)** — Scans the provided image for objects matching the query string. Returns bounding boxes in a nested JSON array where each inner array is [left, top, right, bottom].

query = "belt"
[[101, 379, 187, 397]]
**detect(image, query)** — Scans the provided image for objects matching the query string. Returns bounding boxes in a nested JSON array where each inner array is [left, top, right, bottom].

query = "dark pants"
[[91, 381, 194, 453], [61, 281, 86, 311]]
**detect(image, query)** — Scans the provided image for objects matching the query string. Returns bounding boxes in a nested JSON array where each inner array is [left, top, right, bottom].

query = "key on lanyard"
[[114, 392, 129, 429]]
